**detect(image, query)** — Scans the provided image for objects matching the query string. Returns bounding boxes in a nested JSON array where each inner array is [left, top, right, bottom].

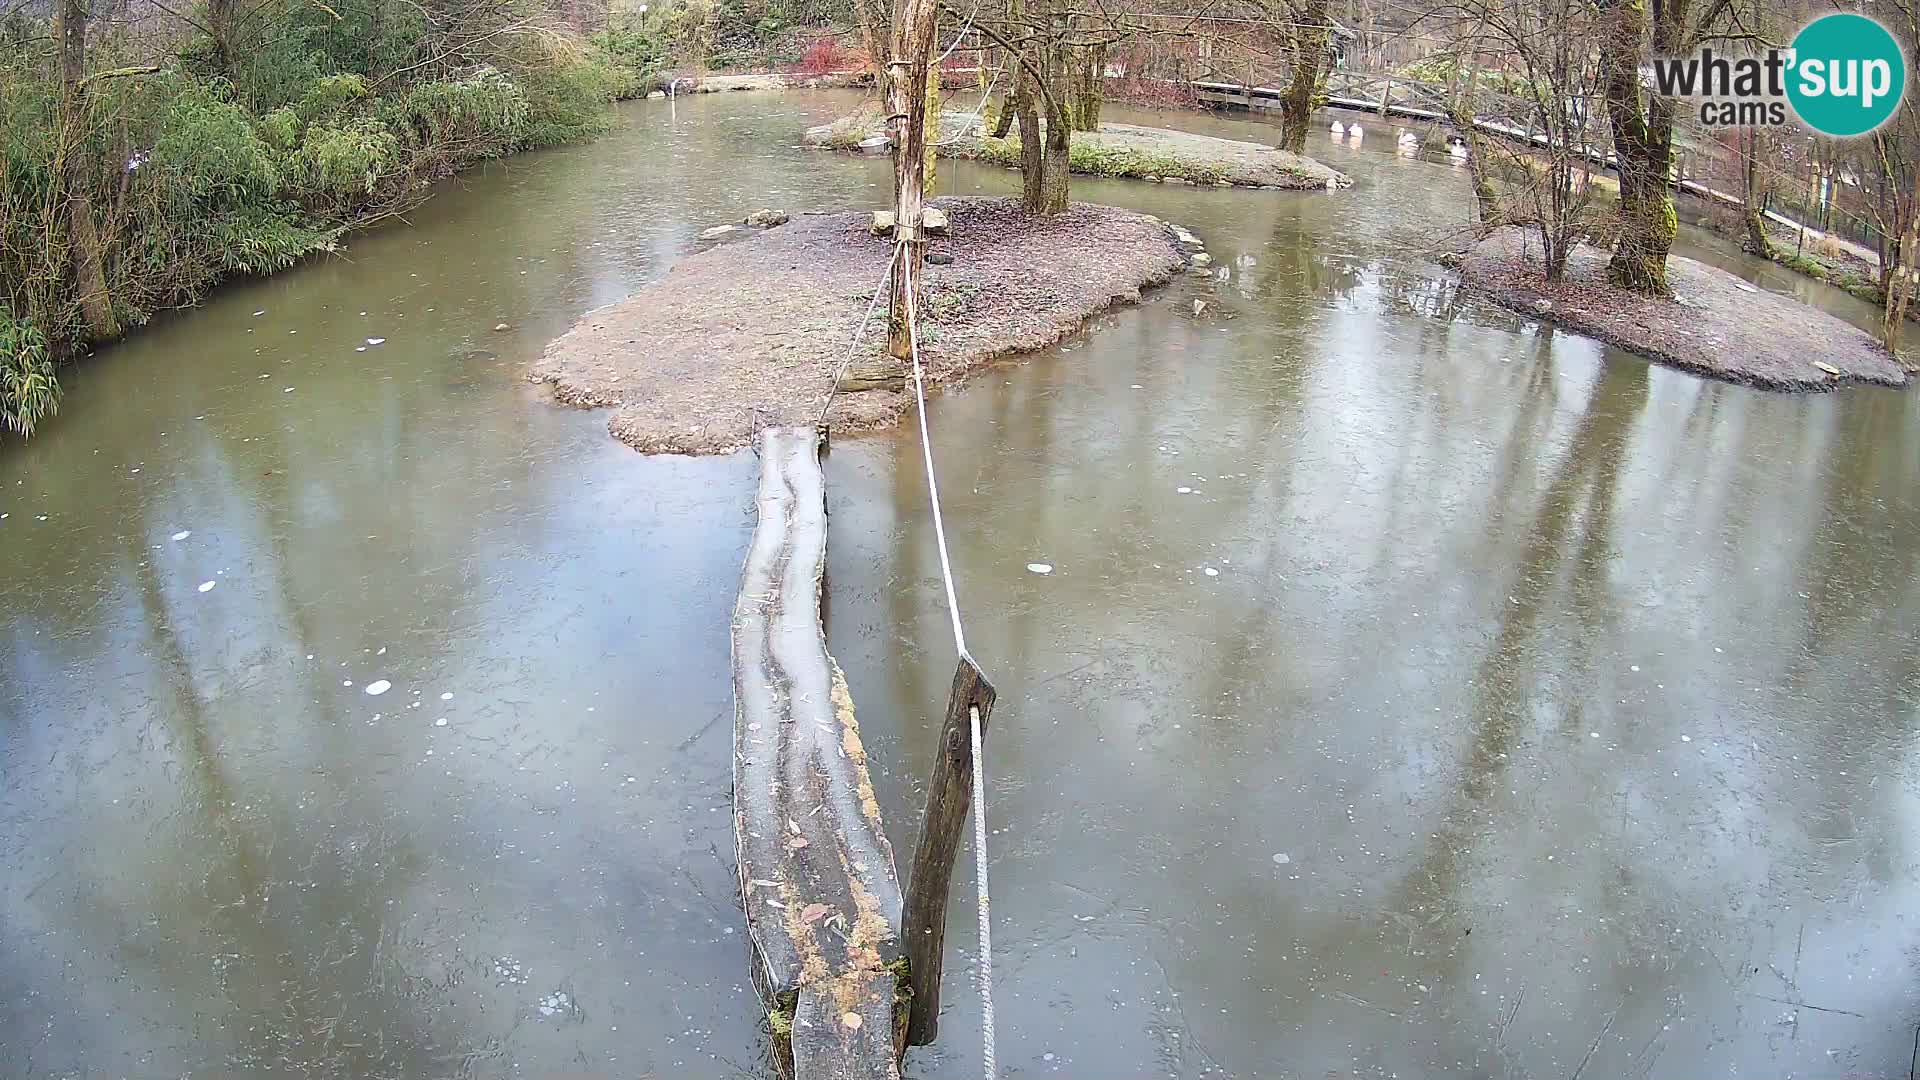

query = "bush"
[[0, 0, 654, 439], [0, 310, 57, 437], [293, 118, 402, 199], [151, 85, 281, 205]]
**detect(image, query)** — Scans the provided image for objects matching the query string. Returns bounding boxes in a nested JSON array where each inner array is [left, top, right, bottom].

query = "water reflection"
[[5, 90, 1918, 1080]]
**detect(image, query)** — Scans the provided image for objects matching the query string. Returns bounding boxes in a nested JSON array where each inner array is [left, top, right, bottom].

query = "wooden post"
[[901, 654, 997, 1046], [886, 0, 940, 362], [1378, 76, 1392, 116]]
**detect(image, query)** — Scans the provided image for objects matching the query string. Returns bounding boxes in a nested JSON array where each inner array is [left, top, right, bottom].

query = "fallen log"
[[733, 426, 907, 1079]]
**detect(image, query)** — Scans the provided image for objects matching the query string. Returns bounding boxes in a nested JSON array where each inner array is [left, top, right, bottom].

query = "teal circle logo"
[[1786, 14, 1906, 137]]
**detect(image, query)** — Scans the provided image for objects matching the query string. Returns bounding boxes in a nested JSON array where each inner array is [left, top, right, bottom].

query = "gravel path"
[[531, 197, 1187, 454], [1459, 227, 1910, 391]]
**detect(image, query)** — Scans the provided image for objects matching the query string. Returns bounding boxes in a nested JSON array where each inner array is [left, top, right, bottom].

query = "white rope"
[[902, 257, 967, 659], [902, 255, 995, 1080], [818, 244, 906, 427], [936, 66, 1004, 147], [968, 701, 996, 1079]]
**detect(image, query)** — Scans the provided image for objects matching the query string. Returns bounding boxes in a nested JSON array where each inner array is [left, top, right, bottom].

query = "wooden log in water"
[[733, 426, 906, 1080], [901, 654, 997, 1046]]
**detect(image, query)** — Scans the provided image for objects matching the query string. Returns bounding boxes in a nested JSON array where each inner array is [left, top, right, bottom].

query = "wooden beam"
[[733, 427, 906, 1080], [901, 653, 997, 1046]]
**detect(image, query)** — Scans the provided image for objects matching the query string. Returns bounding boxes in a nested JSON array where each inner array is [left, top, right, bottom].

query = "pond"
[[3, 89, 1916, 1078]]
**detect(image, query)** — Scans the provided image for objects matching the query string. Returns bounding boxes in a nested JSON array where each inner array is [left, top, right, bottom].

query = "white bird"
[[1449, 140, 1469, 160], [1349, 123, 1365, 140], [1331, 120, 1346, 136], [1397, 129, 1417, 145]]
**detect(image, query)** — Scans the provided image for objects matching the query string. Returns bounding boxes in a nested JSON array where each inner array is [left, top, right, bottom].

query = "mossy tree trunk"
[[1277, 0, 1332, 154], [987, 44, 1015, 136], [1035, 9, 1073, 213], [56, 0, 118, 342], [1740, 129, 1775, 259], [1448, 65, 1501, 230], [1069, 41, 1105, 131], [1598, 0, 1677, 295], [1887, 176, 1919, 349], [923, 34, 940, 194]]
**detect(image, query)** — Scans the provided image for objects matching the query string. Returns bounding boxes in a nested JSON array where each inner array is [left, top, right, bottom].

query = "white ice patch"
[[365, 680, 392, 696], [1027, 563, 1053, 574], [197, 580, 217, 593]]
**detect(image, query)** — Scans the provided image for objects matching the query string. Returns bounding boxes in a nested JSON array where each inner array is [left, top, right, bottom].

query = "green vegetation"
[[0, 0, 704, 438], [972, 135, 1230, 186]]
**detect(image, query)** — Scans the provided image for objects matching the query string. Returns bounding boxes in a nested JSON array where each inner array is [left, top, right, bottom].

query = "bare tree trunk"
[[1887, 176, 1919, 349], [1013, 30, 1045, 212], [57, 0, 117, 342], [208, 0, 236, 72], [856, 0, 891, 94], [1598, 0, 1675, 295], [1035, 9, 1072, 213], [989, 85, 1014, 137], [1070, 41, 1105, 131], [884, 0, 941, 361], [1277, 0, 1331, 153], [1741, 129, 1774, 259]]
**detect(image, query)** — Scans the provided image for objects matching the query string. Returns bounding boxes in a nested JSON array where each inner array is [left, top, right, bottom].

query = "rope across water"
[[902, 252, 997, 1080]]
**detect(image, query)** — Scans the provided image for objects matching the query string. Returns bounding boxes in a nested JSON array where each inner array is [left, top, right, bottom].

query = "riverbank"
[[804, 112, 1349, 190], [0, 4, 646, 439], [532, 196, 1191, 454], [1458, 226, 1909, 391]]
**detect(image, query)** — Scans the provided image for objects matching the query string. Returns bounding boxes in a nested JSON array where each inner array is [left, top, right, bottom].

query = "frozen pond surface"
[[3, 91, 1918, 1078]]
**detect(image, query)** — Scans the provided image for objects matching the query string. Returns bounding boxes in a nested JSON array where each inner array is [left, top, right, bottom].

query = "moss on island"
[[804, 114, 1349, 190]]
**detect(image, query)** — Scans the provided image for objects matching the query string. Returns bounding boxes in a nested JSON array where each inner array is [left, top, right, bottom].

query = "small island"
[[532, 197, 1200, 455], [805, 110, 1350, 191], [1460, 226, 1909, 391]]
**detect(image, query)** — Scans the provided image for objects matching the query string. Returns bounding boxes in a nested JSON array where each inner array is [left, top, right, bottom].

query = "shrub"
[[293, 118, 402, 198], [0, 310, 57, 437], [151, 85, 281, 205], [795, 34, 846, 76]]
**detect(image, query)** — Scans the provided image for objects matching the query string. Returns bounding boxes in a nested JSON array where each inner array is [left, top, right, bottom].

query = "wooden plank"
[[901, 654, 997, 1046], [733, 426, 905, 1080]]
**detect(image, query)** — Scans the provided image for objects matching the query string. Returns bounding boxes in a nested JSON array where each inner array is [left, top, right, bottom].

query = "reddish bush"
[[796, 35, 847, 77]]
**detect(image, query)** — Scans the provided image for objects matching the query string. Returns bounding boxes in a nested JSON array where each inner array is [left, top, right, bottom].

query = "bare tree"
[[56, 0, 117, 339]]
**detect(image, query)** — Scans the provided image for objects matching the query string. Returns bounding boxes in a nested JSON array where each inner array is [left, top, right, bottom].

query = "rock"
[[927, 251, 954, 265], [745, 209, 790, 228], [1531, 298, 1552, 314], [493, 322, 512, 332], [701, 224, 738, 240], [1189, 251, 1213, 268], [921, 207, 949, 236], [1164, 177, 1188, 185], [838, 362, 903, 392], [1192, 300, 1208, 316], [1168, 224, 1203, 249], [870, 211, 895, 238], [1814, 361, 1841, 375]]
